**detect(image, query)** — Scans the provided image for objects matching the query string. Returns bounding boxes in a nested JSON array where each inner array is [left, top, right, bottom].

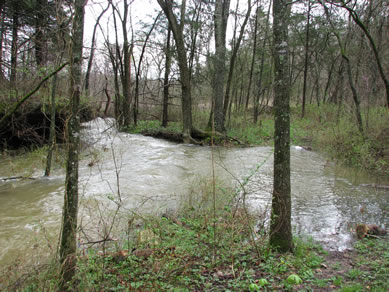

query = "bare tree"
[[332, 0, 389, 110], [157, 0, 193, 142], [84, 2, 110, 94], [269, 0, 293, 253], [301, 0, 312, 118], [162, 23, 172, 128], [212, 0, 231, 133], [133, 12, 162, 126], [320, 1, 364, 134], [223, 0, 252, 118], [59, 0, 85, 287]]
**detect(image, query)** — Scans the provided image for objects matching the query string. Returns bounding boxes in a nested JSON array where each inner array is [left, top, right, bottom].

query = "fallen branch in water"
[[359, 183, 389, 190], [0, 176, 37, 181]]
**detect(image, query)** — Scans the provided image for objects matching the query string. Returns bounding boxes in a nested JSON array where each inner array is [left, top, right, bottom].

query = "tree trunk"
[[121, 0, 132, 127], [59, 0, 85, 287], [244, 4, 259, 111], [212, 0, 230, 133], [254, 2, 271, 123], [162, 24, 172, 128], [223, 0, 252, 118], [44, 65, 58, 177], [134, 12, 161, 126], [301, 0, 311, 118], [320, 2, 364, 134], [10, 6, 19, 86], [269, 0, 293, 253], [0, 4, 4, 81], [84, 3, 109, 94], [157, 0, 193, 141], [322, 56, 337, 104], [34, 0, 47, 68], [340, 1, 389, 110]]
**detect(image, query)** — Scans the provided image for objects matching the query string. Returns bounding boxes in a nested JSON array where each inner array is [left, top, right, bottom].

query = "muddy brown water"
[[0, 118, 388, 267]]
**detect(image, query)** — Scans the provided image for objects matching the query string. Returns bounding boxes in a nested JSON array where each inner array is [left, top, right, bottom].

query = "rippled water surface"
[[0, 118, 388, 266]]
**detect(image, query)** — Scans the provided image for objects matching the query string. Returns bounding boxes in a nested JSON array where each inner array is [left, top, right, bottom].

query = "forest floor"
[[1, 202, 388, 291]]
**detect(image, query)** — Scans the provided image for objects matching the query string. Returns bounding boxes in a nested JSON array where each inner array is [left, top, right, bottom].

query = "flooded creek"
[[0, 118, 388, 266]]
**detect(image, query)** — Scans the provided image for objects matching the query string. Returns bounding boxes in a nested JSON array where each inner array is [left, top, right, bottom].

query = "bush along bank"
[[289, 105, 389, 176], [0, 102, 95, 150]]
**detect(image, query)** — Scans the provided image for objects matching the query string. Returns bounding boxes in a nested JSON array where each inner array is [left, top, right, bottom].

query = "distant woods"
[[0, 0, 388, 145]]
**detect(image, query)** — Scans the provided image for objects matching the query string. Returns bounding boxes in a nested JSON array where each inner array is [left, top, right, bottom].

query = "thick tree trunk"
[[212, 0, 230, 133], [59, 0, 85, 288], [269, 0, 293, 253], [121, 0, 132, 127], [157, 0, 193, 141]]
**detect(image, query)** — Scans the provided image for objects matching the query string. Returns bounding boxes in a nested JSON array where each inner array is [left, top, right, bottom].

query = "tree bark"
[[44, 63, 58, 177], [157, 0, 193, 141], [244, 3, 259, 111], [134, 12, 161, 126], [338, 1, 389, 110], [34, 0, 47, 68], [269, 0, 293, 253], [223, 0, 252, 118], [59, 0, 85, 287], [84, 3, 109, 94], [10, 5, 19, 86], [321, 2, 364, 134], [212, 0, 230, 133], [121, 0, 132, 127], [254, 2, 271, 123], [301, 0, 311, 118], [162, 24, 172, 128]]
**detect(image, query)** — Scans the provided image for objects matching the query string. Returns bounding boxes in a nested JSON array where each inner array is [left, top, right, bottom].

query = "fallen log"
[[359, 183, 389, 190], [140, 128, 245, 146], [0, 176, 37, 181], [356, 223, 387, 239]]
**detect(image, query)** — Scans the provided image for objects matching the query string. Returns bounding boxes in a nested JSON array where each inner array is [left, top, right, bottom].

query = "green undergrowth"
[[127, 104, 389, 174], [291, 104, 389, 175], [3, 185, 388, 291], [125, 120, 182, 135]]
